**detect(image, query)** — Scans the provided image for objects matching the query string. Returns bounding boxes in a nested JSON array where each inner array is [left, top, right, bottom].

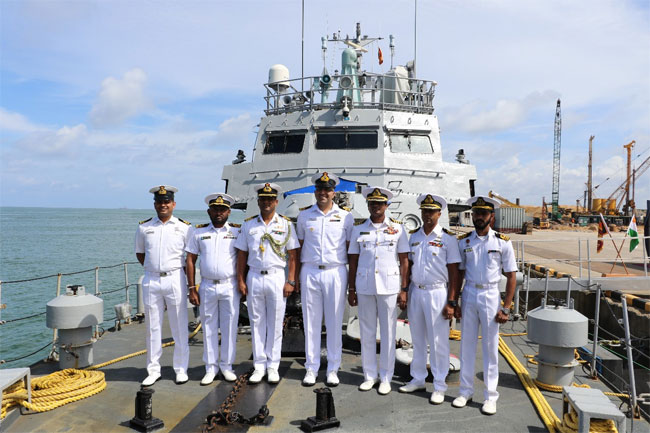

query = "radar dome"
[[268, 64, 290, 91]]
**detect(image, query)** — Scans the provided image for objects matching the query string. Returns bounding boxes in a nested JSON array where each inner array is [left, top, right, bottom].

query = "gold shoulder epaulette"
[[389, 217, 403, 224], [458, 232, 472, 240], [178, 218, 191, 225], [195, 223, 209, 228], [442, 227, 455, 236], [409, 228, 419, 234], [341, 206, 351, 212], [280, 214, 292, 221], [229, 223, 241, 228], [496, 232, 510, 241], [354, 218, 367, 226], [139, 217, 152, 225], [299, 205, 312, 211], [245, 215, 258, 222]]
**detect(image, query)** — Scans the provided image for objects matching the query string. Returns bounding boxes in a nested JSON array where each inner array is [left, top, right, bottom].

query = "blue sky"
[[1, 0, 648, 210]]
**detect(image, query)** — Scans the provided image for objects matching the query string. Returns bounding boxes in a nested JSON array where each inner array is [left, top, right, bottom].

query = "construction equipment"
[[605, 153, 650, 215], [488, 191, 521, 208], [587, 135, 594, 211], [623, 141, 635, 215], [551, 99, 562, 221], [540, 197, 550, 229]]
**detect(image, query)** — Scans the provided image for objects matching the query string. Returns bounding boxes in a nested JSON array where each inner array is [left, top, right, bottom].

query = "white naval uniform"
[[296, 204, 354, 374], [234, 213, 299, 371], [135, 215, 191, 376], [407, 225, 461, 391], [186, 222, 241, 375], [348, 218, 409, 382], [458, 228, 517, 401]]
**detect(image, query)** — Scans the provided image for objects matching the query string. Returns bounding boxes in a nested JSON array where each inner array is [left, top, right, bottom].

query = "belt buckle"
[[260, 270, 269, 275], [213, 279, 221, 284], [160, 271, 169, 277], [318, 265, 327, 270], [475, 283, 484, 289], [418, 284, 425, 289]]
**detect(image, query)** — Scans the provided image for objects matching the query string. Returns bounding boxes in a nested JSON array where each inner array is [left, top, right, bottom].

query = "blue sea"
[[0, 207, 244, 369]]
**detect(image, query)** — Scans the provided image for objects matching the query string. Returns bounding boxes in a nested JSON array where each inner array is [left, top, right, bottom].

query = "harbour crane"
[[551, 99, 562, 221], [606, 153, 650, 214]]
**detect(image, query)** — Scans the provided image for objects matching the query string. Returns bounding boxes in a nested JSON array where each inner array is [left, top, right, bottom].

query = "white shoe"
[[175, 372, 189, 384], [398, 381, 426, 393], [452, 395, 472, 408], [378, 381, 392, 395], [326, 371, 339, 387], [481, 400, 497, 415], [249, 369, 265, 384], [302, 370, 317, 386], [222, 370, 237, 382], [142, 373, 161, 386], [200, 371, 216, 386], [359, 378, 378, 391], [430, 391, 445, 404], [267, 368, 280, 384]]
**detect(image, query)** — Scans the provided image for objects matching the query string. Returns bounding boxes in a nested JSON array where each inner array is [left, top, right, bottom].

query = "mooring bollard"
[[300, 387, 340, 432], [129, 386, 164, 432]]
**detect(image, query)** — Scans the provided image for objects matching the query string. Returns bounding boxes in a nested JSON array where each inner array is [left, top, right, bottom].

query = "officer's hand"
[[238, 281, 248, 296], [188, 288, 200, 306], [397, 292, 407, 309], [348, 290, 358, 307], [453, 305, 462, 319], [283, 282, 294, 298], [495, 310, 509, 324], [442, 305, 454, 320]]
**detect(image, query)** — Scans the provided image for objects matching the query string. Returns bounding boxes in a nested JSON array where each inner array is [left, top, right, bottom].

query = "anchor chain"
[[202, 369, 271, 431]]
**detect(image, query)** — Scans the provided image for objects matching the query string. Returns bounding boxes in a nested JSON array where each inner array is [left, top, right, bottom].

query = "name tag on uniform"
[[224, 233, 236, 239], [464, 247, 473, 253], [309, 218, 317, 221], [145, 230, 154, 234], [488, 250, 501, 254], [200, 235, 211, 240], [329, 219, 341, 222], [411, 241, 421, 246], [360, 231, 370, 235]]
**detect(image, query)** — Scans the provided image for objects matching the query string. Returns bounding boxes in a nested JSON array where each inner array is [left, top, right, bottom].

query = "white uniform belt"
[[467, 281, 499, 289], [202, 276, 236, 285], [413, 282, 447, 290], [145, 268, 181, 277], [303, 263, 345, 270], [249, 267, 284, 275]]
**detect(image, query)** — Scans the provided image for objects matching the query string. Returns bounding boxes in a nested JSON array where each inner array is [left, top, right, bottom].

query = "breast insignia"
[[409, 228, 419, 234], [496, 232, 510, 241], [389, 218, 403, 224], [299, 205, 312, 211], [458, 232, 472, 240], [442, 227, 455, 236], [178, 218, 191, 225], [139, 217, 152, 225], [229, 223, 242, 228], [354, 218, 368, 226], [245, 215, 258, 222], [195, 223, 209, 228]]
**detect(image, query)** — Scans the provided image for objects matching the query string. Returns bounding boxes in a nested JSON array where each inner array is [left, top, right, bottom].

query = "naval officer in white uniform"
[[296, 172, 354, 387], [186, 193, 241, 385], [234, 183, 299, 384], [398, 194, 461, 404], [452, 196, 517, 415], [135, 185, 192, 386], [348, 186, 409, 395]]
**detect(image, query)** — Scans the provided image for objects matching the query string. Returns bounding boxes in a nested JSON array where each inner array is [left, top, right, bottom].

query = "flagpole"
[[606, 228, 630, 274]]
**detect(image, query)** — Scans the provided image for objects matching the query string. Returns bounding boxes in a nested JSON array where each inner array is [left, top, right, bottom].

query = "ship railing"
[[263, 73, 437, 116], [0, 262, 143, 368]]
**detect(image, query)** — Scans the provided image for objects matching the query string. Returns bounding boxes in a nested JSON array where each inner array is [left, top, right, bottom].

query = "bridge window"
[[389, 133, 433, 153], [316, 131, 378, 150], [264, 133, 305, 154]]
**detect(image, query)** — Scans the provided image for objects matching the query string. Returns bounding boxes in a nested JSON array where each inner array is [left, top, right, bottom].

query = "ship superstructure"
[[222, 23, 477, 229]]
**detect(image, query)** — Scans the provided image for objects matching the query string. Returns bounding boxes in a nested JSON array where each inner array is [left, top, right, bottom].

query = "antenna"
[[413, 0, 417, 77], [301, 0, 304, 93]]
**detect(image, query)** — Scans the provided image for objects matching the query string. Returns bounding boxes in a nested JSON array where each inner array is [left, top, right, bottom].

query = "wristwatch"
[[499, 306, 510, 314], [286, 280, 296, 287], [447, 300, 458, 307], [400, 286, 409, 292]]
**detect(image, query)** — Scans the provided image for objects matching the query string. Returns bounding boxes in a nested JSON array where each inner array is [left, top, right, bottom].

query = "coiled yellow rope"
[[1, 322, 202, 419]]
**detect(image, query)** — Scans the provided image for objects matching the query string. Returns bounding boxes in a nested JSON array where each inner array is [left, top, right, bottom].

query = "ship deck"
[[4, 310, 646, 433]]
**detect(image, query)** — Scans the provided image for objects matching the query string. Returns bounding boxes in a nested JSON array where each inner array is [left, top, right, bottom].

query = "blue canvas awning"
[[283, 178, 357, 198]]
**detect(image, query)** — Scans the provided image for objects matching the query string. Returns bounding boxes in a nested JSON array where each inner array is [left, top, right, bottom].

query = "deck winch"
[[527, 298, 588, 386], [46, 285, 103, 369]]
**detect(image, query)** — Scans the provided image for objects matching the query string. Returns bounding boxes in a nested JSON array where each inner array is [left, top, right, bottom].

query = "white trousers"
[[459, 284, 501, 401], [198, 278, 240, 374], [143, 269, 189, 375], [357, 293, 398, 382], [247, 270, 286, 371], [300, 264, 347, 373], [408, 285, 450, 391]]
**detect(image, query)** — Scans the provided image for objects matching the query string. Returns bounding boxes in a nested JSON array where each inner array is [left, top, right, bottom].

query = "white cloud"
[[0, 107, 42, 132], [89, 68, 152, 128], [17, 124, 87, 156]]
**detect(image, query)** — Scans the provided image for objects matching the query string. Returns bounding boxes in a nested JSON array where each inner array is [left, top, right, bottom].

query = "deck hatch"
[[315, 130, 378, 150]]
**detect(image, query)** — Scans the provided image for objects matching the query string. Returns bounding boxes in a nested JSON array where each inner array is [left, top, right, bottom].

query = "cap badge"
[[320, 172, 330, 182], [263, 183, 272, 193], [215, 196, 225, 205], [476, 197, 486, 207], [423, 195, 434, 204], [158, 186, 167, 195]]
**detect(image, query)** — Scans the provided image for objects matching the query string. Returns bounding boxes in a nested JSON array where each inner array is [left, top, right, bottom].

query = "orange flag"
[[597, 213, 609, 253], [378, 47, 384, 65]]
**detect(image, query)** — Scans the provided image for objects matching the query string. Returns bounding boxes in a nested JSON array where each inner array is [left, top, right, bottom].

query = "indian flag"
[[628, 215, 640, 252]]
